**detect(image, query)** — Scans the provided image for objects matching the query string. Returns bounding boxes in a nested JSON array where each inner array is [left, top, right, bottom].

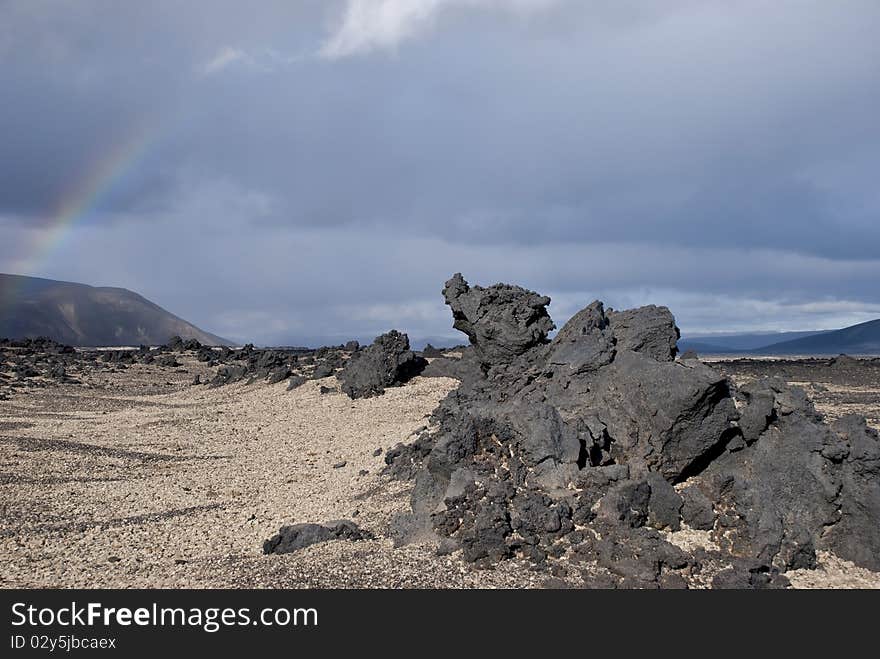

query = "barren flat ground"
[[2, 356, 879, 588]]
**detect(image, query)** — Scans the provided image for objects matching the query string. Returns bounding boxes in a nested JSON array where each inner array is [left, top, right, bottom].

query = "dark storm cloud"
[[1, 0, 878, 344]]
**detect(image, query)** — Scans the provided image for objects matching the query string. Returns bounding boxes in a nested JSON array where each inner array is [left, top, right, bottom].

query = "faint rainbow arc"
[[24, 116, 164, 273]]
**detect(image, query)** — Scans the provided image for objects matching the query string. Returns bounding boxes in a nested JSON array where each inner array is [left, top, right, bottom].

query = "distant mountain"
[[679, 321, 880, 356], [754, 318, 880, 355], [678, 330, 830, 354], [676, 340, 748, 355], [0, 273, 229, 346]]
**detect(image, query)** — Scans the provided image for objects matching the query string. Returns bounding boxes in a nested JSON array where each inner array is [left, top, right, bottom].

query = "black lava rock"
[[263, 520, 373, 555], [381, 274, 880, 586], [336, 330, 427, 399]]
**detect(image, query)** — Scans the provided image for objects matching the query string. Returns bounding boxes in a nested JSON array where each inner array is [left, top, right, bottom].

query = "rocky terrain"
[[1, 276, 879, 588], [0, 334, 346, 402], [377, 275, 880, 588]]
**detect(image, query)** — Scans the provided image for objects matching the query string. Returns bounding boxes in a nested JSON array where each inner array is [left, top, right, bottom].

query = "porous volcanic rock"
[[286, 375, 307, 391], [336, 330, 427, 399], [262, 520, 373, 555], [818, 415, 880, 571], [607, 305, 679, 362], [385, 274, 880, 587], [0, 338, 143, 394], [443, 273, 554, 369], [421, 344, 445, 358]]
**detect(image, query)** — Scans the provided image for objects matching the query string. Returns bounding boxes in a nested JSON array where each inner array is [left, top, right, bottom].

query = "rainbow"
[[16, 115, 162, 276]]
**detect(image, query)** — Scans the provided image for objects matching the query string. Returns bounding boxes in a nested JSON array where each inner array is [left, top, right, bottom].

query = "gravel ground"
[[0, 360, 563, 588], [1, 357, 878, 588]]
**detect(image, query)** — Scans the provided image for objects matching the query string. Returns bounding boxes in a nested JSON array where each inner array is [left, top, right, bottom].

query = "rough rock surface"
[[820, 415, 880, 571], [385, 274, 880, 587], [443, 273, 555, 369], [263, 520, 373, 555], [607, 306, 679, 362], [336, 330, 427, 399], [0, 337, 194, 397], [0, 335, 369, 399]]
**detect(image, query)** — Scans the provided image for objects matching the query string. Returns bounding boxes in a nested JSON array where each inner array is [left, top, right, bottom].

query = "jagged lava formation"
[[384, 274, 880, 588]]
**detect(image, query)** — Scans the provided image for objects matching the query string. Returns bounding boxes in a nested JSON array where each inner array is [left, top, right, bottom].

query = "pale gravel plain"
[[0, 360, 562, 588], [1, 356, 878, 588]]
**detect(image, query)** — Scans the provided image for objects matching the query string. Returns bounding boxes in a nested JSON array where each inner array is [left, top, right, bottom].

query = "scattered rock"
[[679, 485, 715, 530], [157, 355, 181, 368], [337, 330, 427, 399], [421, 344, 446, 358], [646, 472, 682, 531], [311, 362, 336, 379], [263, 520, 373, 555], [710, 561, 791, 589], [210, 365, 247, 387], [267, 366, 290, 384], [287, 375, 307, 391], [420, 353, 483, 382]]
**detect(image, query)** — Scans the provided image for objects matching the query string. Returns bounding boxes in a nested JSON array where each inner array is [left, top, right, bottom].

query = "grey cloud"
[[1, 1, 878, 344]]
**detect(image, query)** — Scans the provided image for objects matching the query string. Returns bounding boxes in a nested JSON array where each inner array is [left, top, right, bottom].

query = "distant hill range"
[[0, 273, 229, 346], [680, 319, 880, 356]]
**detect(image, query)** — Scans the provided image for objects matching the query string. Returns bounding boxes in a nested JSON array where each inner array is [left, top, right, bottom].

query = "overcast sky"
[[2, 0, 879, 346]]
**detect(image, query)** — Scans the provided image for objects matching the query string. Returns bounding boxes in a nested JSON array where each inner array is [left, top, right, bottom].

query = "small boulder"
[[337, 330, 427, 399], [262, 520, 373, 555]]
